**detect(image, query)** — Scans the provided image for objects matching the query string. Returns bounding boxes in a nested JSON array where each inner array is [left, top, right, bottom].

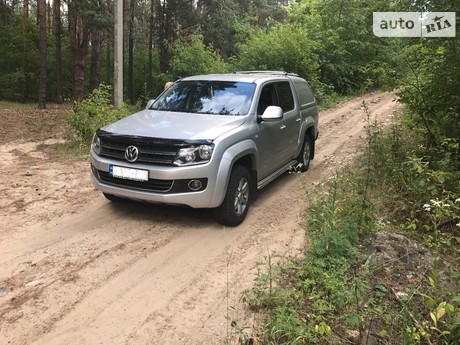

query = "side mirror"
[[145, 99, 155, 109], [260, 106, 283, 121]]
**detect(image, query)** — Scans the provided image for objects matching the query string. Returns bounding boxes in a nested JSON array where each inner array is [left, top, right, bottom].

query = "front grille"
[[96, 130, 213, 166], [98, 171, 173, 192], [100, 139, 179, 165]]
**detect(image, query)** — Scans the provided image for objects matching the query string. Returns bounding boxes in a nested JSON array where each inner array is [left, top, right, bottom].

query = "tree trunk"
[[158, 0, 169, 73], [37, 0, 47, 109], [73, 50, 86, 102], [147, 0, 154, 96], [47, 1, 52, 34], [104, 0, 112, 85], [0, 0, 11, 25], [21, 0, 28, 102], [54, 0, 63, 103], [106, 36, 111, 85], [68, 0, 90, 102], [114, 0, 123, 108], [90, 30, 101, 92], [127, 0, 135, 104]]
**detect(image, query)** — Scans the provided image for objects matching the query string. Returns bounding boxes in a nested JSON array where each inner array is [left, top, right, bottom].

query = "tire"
[[103, 193, 127, 203], [213, 165, 251, 227], [297, 134, 312, 172]]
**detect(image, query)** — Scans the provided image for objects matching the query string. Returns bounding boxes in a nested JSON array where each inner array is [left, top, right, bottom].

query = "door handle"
[[280, 125, 286, 130]]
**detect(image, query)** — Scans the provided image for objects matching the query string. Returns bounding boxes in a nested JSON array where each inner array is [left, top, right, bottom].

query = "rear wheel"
[[297, 135, 312, 172], [213, 165, 251, 227]]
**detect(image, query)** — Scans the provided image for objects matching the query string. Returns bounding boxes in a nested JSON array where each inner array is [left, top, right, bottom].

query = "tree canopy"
[[0, 0, 458, 145]]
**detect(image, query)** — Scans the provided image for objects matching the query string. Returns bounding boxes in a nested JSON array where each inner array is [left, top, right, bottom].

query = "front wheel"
[[213, 165, 251, 227], [297, 135, 312, 172]]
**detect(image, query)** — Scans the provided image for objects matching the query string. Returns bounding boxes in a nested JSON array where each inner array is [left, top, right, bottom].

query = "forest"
[[0, 0, 412, 107], [1, 0, 458, 131], [1, 0, 456, 156]]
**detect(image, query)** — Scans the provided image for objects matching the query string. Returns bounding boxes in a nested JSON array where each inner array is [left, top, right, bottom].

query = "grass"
[[0, 100, 35, 110], [317, 94, 352, 111], [240, 107, 460, 344]]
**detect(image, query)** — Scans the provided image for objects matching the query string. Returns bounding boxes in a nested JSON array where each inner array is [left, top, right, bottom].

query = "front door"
[[256, 83, 288, 179]]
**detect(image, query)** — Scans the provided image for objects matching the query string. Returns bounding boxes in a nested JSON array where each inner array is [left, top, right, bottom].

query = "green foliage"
[[356, 106, 460, 253], [169, 34, 228, 79], [233, 0, 404, 104], [123, 49, 160, 101], [397, 0, 460, 145], [400, 257, 460, 345], [264, 306, 311, 344], [0, 12, 77, 102], [1, 0, 408, 105], [67, 84, 134, 144], [242, 163, 377, 343], [234, 23, 321, 91], [0, 14, 39, 100], [198, 0, 242, 58], [397, 40, 460, 145], [287, 0, 402, 96], [243, 101, 460, 344]]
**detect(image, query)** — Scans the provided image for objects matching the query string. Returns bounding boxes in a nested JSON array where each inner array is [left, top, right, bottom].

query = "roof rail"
[[234, 71, 299, 77]]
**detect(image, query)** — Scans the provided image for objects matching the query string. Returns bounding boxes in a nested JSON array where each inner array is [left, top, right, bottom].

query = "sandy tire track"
[[0, 92, 401, 344]]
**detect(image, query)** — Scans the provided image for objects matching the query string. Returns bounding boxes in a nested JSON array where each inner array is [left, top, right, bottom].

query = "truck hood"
[[102, 109, 247, 141]]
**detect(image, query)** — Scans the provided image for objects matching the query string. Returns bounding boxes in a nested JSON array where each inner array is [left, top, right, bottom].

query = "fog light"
[[188, 179, 203, 191]]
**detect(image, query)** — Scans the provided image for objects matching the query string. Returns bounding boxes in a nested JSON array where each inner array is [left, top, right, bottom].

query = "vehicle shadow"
[[106, 200, 215, 228], [102, 170, 299, 229]]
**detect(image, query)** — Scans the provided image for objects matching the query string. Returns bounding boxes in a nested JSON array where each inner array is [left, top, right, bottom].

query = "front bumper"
[[90, 150, 229, 208]]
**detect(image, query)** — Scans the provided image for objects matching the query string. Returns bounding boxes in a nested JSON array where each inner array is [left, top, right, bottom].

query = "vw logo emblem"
[[125, 145, 139, 162]]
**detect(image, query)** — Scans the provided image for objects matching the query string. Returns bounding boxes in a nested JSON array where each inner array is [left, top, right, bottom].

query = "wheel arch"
[[232, 154, 258, 201], [210, 140, 258, 207]]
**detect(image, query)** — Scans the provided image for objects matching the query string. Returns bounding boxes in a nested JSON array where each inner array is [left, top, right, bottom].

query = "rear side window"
[[294, 81, 315, 106], [276, 82, 295, 112]]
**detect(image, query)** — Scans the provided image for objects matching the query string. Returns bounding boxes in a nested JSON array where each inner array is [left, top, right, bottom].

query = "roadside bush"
[[242, 105, 460, 344], [397, 40, 460, 147], [67, 84, 135, 145], [233, 23, 322, 99], [242, 167, 377, 344]]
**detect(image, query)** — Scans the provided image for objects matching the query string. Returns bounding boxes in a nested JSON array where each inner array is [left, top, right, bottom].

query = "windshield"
[[151, 81, 255, 116]]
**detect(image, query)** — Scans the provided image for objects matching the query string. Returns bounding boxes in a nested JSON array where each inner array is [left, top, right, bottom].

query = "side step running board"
[[257, 160, 298, 190]]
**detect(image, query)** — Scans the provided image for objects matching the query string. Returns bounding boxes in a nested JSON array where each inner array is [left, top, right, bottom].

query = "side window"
[[276, 82, 295, 112], [294, 81, 315, 106], [257, 84, 276, 115]]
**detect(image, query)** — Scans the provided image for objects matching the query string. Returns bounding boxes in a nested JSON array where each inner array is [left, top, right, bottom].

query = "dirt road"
[[0, 92, 401, 344]]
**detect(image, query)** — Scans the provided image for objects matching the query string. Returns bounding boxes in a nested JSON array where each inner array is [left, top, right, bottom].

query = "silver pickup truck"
[[90, 71, 319, 226]]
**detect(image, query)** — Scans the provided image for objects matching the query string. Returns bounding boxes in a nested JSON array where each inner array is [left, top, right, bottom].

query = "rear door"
[[275, 81, 300, 161]]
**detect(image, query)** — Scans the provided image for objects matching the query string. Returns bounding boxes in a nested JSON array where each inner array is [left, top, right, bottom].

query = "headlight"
[[198, 145, 213, 160], [174, 144, 214, 166], [91, 134, 101, 155]]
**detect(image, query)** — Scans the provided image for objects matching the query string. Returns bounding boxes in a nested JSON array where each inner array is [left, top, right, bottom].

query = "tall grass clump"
[[241, 166, 382, 344]]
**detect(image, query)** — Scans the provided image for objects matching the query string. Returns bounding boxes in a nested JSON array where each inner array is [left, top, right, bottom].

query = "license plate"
[[110, 165, 149, 182]]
